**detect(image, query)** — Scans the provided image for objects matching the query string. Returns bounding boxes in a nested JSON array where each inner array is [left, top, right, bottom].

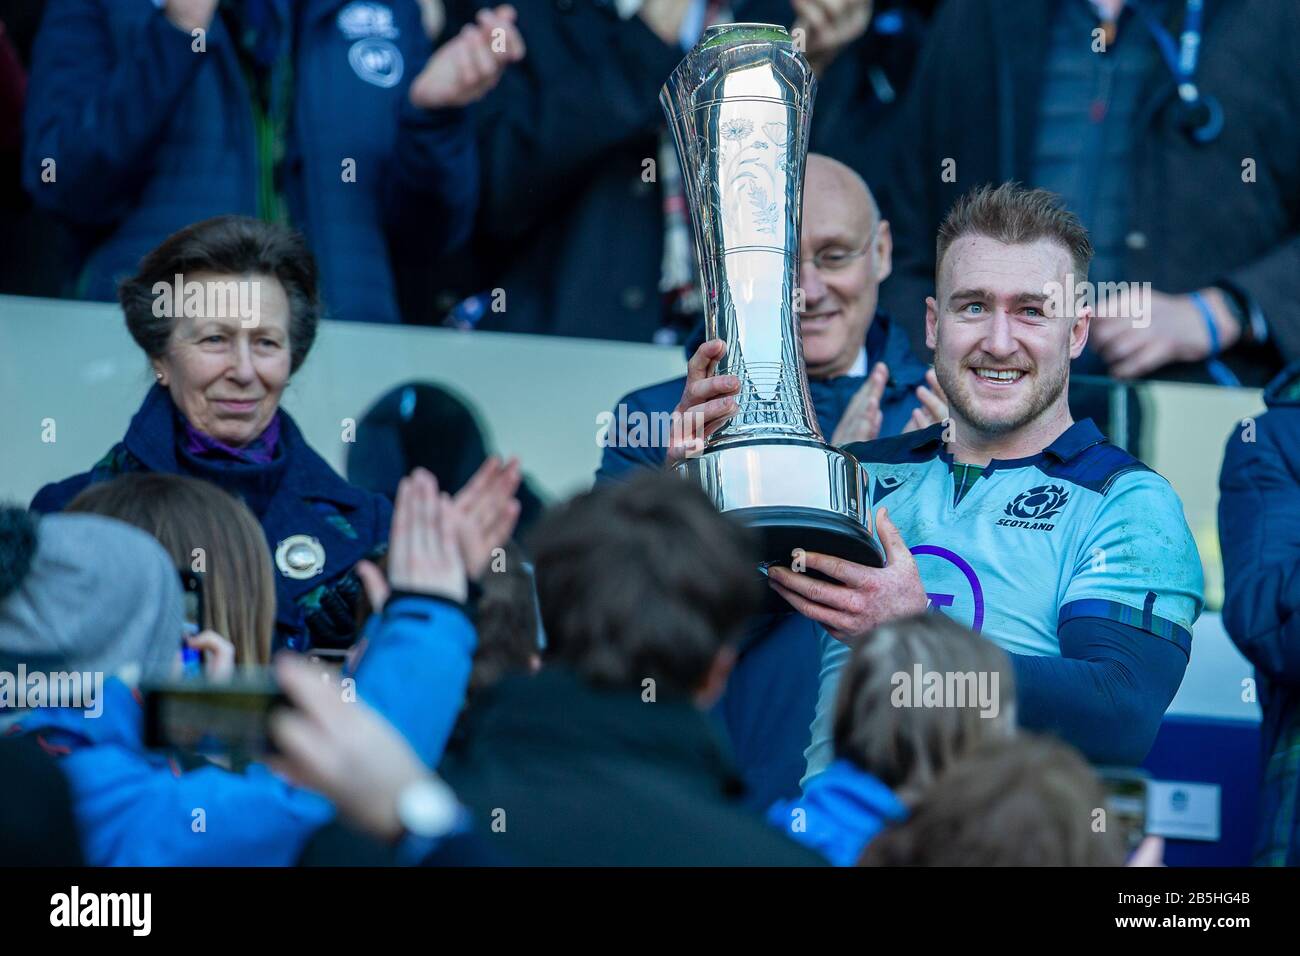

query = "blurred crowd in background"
[[2, 0, 1296, 387]]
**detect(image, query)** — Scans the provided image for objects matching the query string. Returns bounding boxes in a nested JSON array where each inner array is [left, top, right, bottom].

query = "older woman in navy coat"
[[33, 217, 396, 651]]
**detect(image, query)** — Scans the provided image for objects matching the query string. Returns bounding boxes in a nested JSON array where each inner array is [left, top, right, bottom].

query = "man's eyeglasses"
[[799, 225, 879, 273]]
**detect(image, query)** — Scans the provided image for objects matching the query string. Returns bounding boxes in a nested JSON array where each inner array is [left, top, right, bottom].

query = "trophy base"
[[737, 505, 885, 615], [731, 505, 885, 571], [674, 440, 885, 612]]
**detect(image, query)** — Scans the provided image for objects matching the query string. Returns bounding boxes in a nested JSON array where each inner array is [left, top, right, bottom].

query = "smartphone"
[[178, 570, 205, 678], [142, 677, 288, 756], [1097, 766, 1150, 856]]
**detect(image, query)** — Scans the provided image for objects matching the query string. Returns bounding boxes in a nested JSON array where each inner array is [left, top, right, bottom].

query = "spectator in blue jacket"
[[22, 0, 523, 324], [3, 469, 484, 866], [1219, 360, 1300, 866], [768, 613, 1016, 866], [595, 154, 943, 810]]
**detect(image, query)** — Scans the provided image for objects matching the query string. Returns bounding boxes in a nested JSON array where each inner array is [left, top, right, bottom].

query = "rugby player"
[[680, 182, 1204, 777]]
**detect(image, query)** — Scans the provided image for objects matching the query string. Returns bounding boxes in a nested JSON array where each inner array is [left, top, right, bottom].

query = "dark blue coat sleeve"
[[593, 386, 673, 486], [22, 0, 206, 224], [473, 10, 681, 246], [350, 595, 478, 768], [1219, 415, 1300, 684], [1010, 616, 1189, 765], [29, 471, 94, 514], [383, 96, 479, 256]]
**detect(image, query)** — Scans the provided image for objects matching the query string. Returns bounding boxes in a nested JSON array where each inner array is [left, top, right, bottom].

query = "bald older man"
[[594, 156, 941, 809], [597, 155, 941, 484]]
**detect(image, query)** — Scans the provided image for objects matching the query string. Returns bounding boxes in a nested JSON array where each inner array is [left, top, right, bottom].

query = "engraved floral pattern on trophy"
[[659, 24, 881, 569], [661, 23, 822, 448]]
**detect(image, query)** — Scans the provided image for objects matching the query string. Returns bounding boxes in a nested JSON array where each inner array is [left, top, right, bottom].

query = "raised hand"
[[831, 361, 889, 446], [902, 367, 949, 434], [451, 456, 522, 581], [382, 468, 468, 605], [409, 5, 526, 111], [163, 0, 219, 32], [793, 0, 873, 76], [185, 629, 236, 682], [666, 339, 740, 465]]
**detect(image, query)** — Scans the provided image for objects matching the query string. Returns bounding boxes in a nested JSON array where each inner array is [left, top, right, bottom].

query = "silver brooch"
[[275, 535, 326, 580]]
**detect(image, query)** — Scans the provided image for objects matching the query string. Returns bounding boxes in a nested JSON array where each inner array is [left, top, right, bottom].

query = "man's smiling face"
[[797, 155, 892, 380], [926, 235, 1089, 439]]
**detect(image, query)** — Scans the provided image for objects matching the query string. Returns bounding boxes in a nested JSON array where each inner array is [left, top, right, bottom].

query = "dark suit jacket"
[[878, 0, 1300, 385], [438, 0, 923, 341], [440, 668, 826, 865]]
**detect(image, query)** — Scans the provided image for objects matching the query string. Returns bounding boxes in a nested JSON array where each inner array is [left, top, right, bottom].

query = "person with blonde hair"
[[66, 473, 275, 670], [769, 613, 1015, 865]]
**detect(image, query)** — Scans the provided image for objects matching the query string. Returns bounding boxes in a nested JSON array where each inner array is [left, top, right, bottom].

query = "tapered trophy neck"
[[661, 24, 822, 447]]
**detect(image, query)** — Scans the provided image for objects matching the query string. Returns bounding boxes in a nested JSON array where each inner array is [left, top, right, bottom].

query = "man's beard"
[[935, 353, 1069, 439]]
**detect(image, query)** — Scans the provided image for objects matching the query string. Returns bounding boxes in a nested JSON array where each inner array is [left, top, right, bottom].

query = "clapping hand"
[[356, 468, 468, 614], [409, 5, 526, 110], [451, 456, 523, 581]]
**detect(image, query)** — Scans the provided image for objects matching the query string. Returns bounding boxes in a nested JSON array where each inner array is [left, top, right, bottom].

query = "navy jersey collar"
[[905, 418, 1108, 465]]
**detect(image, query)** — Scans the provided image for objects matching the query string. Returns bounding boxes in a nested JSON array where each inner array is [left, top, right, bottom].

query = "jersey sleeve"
[[1059, 471, 1204, 657]]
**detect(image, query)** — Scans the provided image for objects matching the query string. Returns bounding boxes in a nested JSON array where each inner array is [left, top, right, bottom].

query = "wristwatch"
[[397, 775, 462, 839], [394, 775, 464, 866]]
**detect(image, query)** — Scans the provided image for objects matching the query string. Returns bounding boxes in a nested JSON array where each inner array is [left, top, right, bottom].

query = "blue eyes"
[[960, 304, 1044, 318]]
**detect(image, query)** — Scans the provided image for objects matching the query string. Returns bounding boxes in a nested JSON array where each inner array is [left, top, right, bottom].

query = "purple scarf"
[[180, 413, 282, 466]]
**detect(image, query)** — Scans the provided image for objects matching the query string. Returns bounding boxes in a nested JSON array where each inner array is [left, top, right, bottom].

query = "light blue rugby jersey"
[[802, 419, 1204, 784]]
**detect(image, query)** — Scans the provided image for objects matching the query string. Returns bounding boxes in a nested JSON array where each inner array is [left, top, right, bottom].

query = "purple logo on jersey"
[[911, 545, 985, 633]]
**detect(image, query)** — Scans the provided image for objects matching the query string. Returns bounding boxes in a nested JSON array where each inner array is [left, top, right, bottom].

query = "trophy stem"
[[662, 24, 884, 576]]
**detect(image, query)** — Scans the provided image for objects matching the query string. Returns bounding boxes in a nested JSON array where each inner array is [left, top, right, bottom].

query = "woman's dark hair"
[[117, 215, 321, 373], [528, 473, 761, 698]]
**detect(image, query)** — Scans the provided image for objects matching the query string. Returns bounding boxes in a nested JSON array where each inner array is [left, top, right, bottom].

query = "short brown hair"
[[936, 182, 1093, 284], [860, 734, 1125, 867], [470, 542, 542, 696], [66, 474, 276, 668], [529, 473, 760, 697], [832, 613, 1015, 802], [117, 215, 321, 374]]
